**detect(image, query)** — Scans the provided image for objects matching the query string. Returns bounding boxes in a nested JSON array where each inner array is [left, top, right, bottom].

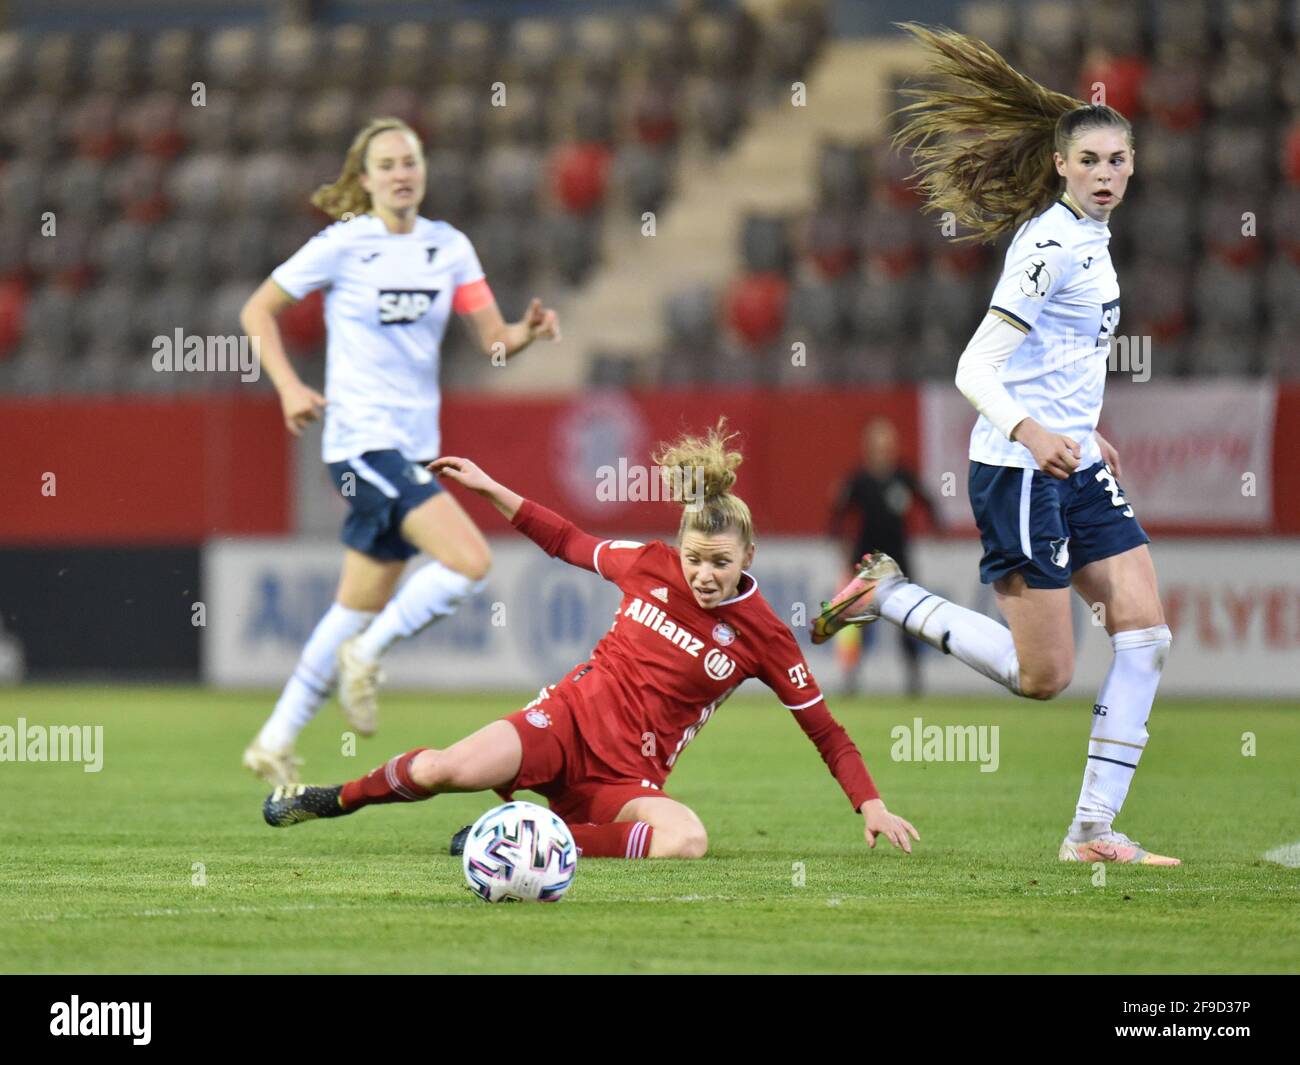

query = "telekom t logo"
[[787, 664, 809, 689]]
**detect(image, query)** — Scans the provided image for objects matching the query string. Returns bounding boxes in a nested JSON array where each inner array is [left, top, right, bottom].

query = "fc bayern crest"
[[712, 623, 736, 647], [525, 709, 551, 729]]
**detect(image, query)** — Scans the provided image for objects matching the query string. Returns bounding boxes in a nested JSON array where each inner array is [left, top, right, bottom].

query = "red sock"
[[569, 821, 653, 859], [340, 748, 432, 810]]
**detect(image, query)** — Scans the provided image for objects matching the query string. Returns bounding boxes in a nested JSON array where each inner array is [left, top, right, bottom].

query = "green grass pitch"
[[1, 686, 1297, 974]]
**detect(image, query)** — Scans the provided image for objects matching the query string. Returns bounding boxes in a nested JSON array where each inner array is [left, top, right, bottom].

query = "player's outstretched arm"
[[429, 457, 612, 575], [783, 692, 920, 855], [461, 297, 561, 360], [428, 457, 523, 520]]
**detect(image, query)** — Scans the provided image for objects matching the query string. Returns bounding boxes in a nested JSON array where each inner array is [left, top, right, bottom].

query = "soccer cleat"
[[337, 636, 383, 737], [1058, 830, 1181, 866], [242, 741, 303, 787], [810, 551, 904, 645], [263, 784, 350, 827], [448, 824, 472, 857]]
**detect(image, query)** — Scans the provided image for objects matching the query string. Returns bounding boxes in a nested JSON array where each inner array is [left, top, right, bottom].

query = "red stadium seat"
[[0, 279, 28, 358], [724, 271, 789, 348], [552, 142, 612, 215]]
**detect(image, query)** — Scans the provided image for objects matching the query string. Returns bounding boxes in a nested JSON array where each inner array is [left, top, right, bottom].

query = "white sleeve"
[[954, 314, 1031, 440], [270, 227, 342, 301]]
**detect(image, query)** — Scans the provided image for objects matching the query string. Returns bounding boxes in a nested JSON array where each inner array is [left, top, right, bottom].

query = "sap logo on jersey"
[[704, 648, 736, 681], [378, 289, 439, 325], [622, 597, 704, 657]]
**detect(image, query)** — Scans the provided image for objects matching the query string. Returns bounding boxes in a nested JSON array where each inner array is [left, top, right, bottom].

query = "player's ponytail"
[[311, 117, 424, 221], [891, 23, 1132, 244], [653, 418, 754, 547]]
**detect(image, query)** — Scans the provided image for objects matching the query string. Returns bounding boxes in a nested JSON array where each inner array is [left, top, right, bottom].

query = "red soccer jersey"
[[512, 500, 880, 811]]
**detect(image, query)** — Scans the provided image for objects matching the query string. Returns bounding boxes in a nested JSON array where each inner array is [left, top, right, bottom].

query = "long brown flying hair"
[[891, 23, 1132, 244]]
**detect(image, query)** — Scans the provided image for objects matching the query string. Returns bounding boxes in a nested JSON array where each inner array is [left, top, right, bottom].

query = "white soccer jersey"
[[969, 192, 1121, 470], [270, 214, 488, 463]]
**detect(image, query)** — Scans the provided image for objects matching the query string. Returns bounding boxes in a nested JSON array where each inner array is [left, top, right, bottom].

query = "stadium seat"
[[543, 212, 600, 286], [958, 2, 1015, 57], [267, 24, 320, 92], [1141, 48, 1206, 131], [614, 144, 671, 215], [1153, 0, 1215, 57], [0, 159, 48, 221], [509, 18, 565, 87], [324, 24, 373, 90], [1194, 259, 1262, 333], [146, 219, 210, 285], [167, 151, 231, 220], [1188, 325, 1261, 375], [147, 28, 197, 92], [240, 92, 297, 154], [552, 142, 611, 216], [664, 285, 720, 354], [850, 268, 916, 342], [32, 31, 78, 98], [122, 91, 186, 159], [420, 149, 477, 226], [571, 14, 625, 87], [725, 271, 790, 349], [1207, 43, 1279, 123], [204, 28, 260, 92], [444, 20, 495, 88], [0, 30, 31, 100], [816, 141, 869, 210], [805, 209, 860, 279], [423, 84, 485, 156], [89, 31, 136, 95], [785, 279, 848, 351], [93, 219, 149, 284], [0, 279, 27, 358], [740, 213, 793, 275]]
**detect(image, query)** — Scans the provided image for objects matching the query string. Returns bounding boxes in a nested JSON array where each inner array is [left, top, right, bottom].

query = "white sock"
[[353, 561, 486, 661], [1070, 624, 1172, 836], [877, 581, 1022, 693], [256, 603, 377, 751]]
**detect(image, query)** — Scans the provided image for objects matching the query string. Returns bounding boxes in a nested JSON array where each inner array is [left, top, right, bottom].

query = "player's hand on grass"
[[279, 381, 326, 436], [1095, 430, 1122, 477], [1013, 419, 1080, 480], [522, 297, 561, 342], [861, 798, 919, 854]]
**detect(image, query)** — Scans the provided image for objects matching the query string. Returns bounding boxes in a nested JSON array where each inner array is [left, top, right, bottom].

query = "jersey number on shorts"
[[1094, 467, 1134, 517]]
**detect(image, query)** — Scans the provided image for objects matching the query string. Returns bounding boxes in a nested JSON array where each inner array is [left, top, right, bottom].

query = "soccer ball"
[[461, 800, 577, 903]]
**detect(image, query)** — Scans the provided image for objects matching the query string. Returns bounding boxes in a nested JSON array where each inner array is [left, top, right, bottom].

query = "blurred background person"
[[827, 416, 936, 696]]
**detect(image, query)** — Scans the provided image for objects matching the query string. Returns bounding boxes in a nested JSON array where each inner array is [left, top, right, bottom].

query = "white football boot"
[[337, 636, 383, 737], [1059, 828, 1181, 866], [242, 741, 302, 787]]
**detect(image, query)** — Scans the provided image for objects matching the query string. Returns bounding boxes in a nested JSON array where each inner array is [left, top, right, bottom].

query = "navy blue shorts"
[[968, 459, 1150, 589], [326, 450, 443, 562]]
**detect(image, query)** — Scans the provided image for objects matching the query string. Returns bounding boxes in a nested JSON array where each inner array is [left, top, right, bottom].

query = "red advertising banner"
[[0, 394, 290, 544], [436, 386, 921, 538], [4, 384, 1297, 544]]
